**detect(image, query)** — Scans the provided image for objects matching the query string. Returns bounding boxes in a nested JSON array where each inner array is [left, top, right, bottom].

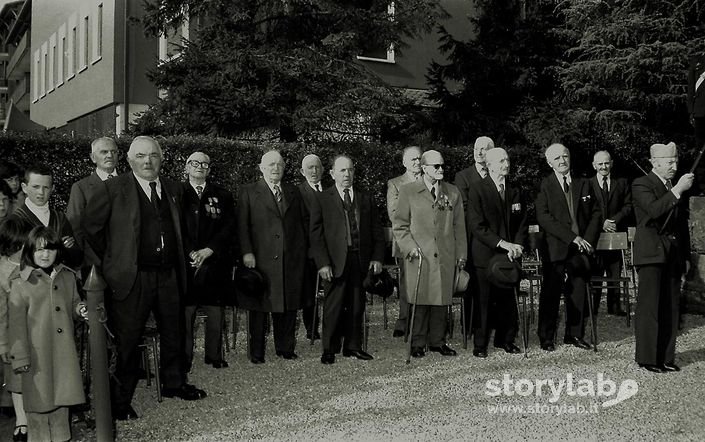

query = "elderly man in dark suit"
[[454, 136, 494, 334], [535, 143, 601, 352], [84, 136, 206, 421], [297, 154, 324, 341], [688, 54, 705, 193], [394, 150, 466, 358], [10, 163, 83, 269], [67, 137, 118, 273], [238, 150, 309, 363], [590, 150, 632, 316], [467, 148, 528, 358], [310, 155, 385, 365], [182, 152, 236, 370], [386, 146, 422, 337], [633, 142, 693, 373]]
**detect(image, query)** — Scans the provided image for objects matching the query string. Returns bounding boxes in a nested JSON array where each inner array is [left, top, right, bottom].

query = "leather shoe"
[[321, 353, 335, 364], [343, 349, 374, 360], [411, 347, 425, 358], [639, 364, 666, 373], [429, 344, 457, 356], [250, 356, 265, 364], [392, 330, 405, 338], [564, 336, 591, 350], [540, 342, 555, 352], [162, 383, 207, 401], [496, 343, 521, 354], [473, 348, 488, 358], [13, 425, 28, 442], [662, 363, 681, 372], [609, 310, 628, 317], [113, 405, 139, 421], [276, 351, 299, 360], [205, 358, 229, 369]]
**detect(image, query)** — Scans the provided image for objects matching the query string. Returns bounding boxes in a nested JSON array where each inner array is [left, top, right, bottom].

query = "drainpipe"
[[123, 0, 129, 133]]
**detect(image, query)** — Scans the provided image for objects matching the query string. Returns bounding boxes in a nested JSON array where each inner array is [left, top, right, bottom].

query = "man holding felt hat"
[[535, 143, 601, 352], [632, 142, 693, 373], [466, 148, 528, 358]]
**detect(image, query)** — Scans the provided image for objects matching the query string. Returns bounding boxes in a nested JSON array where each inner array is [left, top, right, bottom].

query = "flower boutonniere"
[[433, 193, 453, 211], [581, 195, 591, 203], [205, 196, 221, 219], [511, 203, 522, 213]]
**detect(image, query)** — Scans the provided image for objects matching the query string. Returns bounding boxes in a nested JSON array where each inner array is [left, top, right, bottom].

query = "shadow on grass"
[[677, 347, 705, 367]]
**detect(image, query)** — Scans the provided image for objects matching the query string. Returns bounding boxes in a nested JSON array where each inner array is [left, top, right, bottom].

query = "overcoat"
[[182, 182, 236, 305], [393, 181, 467, 305], [237, 179, 308, 312], [66, 172, 108, 268], [9, 265, 85, 413], [386, 172, 416, 257]]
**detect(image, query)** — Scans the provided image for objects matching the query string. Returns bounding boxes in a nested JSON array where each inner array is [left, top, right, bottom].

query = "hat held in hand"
[[233, 266, 266, 309], [454, 268, 470, 293], [487, 254, 522, 289], [363, 268, 396, 298]]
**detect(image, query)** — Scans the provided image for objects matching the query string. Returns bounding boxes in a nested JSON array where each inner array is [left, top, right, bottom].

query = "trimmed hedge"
[[0, 132, 547, 225]]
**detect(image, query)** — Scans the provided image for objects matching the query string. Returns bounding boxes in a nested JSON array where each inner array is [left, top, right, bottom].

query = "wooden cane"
[[310, 274, 320, 346], [406, 257, 423, 364]]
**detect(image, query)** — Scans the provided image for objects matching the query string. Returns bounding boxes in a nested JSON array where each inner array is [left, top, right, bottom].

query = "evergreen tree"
[[135, 0, 443, 141]]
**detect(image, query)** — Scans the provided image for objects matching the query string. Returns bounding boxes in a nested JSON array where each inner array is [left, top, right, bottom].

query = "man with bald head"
[[590, 150, 632, 316], [298, 154, 325, 340], [67, 137, 119, 271], [466, 148, 528, 357], [387, 146, 422, 337], [310, 155, 385, 364], [182, 152, 236, 370], [535, 143, 601, 352], [238, 150, 309, 363], [85, 136, 206, 421], [632, 142, 693, 373], [393, 150, 466, 358]]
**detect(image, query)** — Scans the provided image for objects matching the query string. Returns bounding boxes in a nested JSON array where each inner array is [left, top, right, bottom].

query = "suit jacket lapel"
[[124, 176, 141, 249], [256, 180, 281, 217], [592, 176, 605, 209]]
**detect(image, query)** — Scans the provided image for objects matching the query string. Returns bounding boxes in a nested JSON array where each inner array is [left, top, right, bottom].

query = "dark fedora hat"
[[487, 254, 522, 289], [566, 253, 591, 277], [363, 268, 396, 298], [233, 266, 266, 309]]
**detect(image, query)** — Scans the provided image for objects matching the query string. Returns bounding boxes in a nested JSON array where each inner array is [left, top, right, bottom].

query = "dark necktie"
[[430, 186, 437, 201], [665, 180, 673, 191], [149, 182, 160, 212], [499, 183, 505, 202], [196, 185, 203, 199], [601, 176, 609, 201], [343, 189, 359, 249], [563, 176, 570, 194], [481, 166, 488, 178], [273, 184, 283, 213], [315, 183, 321, 192]]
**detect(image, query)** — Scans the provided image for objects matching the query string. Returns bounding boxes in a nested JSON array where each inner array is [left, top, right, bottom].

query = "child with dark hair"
[[0, 161, 25, 209], [0, 219, 31, 441], [9, 226, 86, 442]]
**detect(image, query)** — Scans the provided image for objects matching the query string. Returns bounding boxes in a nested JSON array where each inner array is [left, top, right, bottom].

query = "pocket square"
[[581, 195, 591, 202]]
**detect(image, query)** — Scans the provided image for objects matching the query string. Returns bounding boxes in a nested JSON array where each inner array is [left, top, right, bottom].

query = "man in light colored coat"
[[386, 146, 422, 337], [393, 150, 467, 358]]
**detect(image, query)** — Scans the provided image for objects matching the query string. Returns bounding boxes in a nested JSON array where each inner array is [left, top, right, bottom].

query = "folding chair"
[[590, 232, 633, 328]]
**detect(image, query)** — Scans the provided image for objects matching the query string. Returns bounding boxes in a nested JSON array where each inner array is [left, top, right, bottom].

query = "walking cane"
[[311, 274, 320, 346], [514, 286, 528, 358], [406, 257, 423, 364], [585, 279, 598, 352]]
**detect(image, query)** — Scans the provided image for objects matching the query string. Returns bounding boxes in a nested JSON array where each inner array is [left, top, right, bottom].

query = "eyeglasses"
[[188, 160, 210, 169], [425, 164, 444, 170]]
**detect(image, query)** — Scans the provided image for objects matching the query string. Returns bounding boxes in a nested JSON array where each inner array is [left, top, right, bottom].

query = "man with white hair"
[[387, 146, 422, 337], [632, 142, 693, 373], [466, 148, 528, 358], [237, 150, 309, 363], [535, 143, 601, 352], [298, 153, 324, 340], [394, 150, 466, 358], [85, 136, 206, 421], [182, 151, 236, 370], [67, 137, 119, 272], [454, 136, 494, 335]]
